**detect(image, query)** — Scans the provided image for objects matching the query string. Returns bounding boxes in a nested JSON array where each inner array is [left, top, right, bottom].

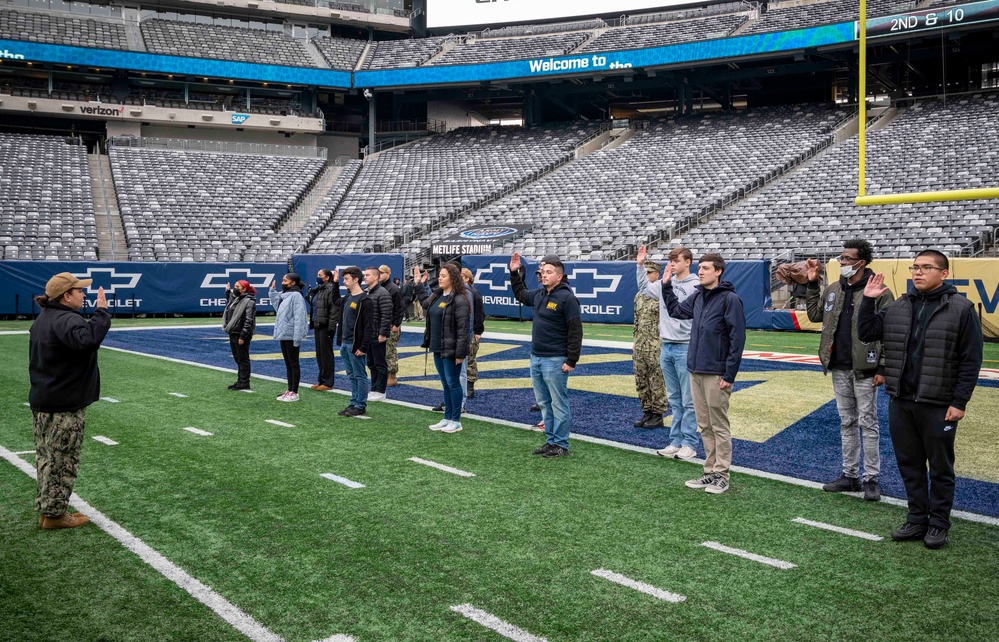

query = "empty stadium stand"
[[308, 123, 603, 255], [312, 36, 367, 70], [109, 145, 325, 261], [422, 106, 848, 263], [140, 18, 317, 68], [581, 13, 748, 53], [432, 33, 590, 66], [0, 133, 97, 261], [742, 0, 916, 35], [0, 7, 128, 50], [359, 37, 447, 69], [678, 93, 999, 259]]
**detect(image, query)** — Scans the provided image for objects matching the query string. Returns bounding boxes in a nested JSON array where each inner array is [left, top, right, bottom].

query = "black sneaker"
[[467, 382, 475, 399], [530, 404, 540, 412], [863, 479, 881, 502], [923, 526, 949, 549], [542, 445, 569, 458], [344, 406, 365, 417], [532, 443, 554, 456], [822, 475, 861, 493], [431, 403, 445, 412], [231, 383, 250, 391], [892, 522, 928, 542], [337, 406, 351, 416], [633, 412, 653, 428], [227, 383, 238, 390], [641, 415, 664, 429]]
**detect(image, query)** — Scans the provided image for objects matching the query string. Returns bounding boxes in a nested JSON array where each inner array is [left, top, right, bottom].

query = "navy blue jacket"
[[661, 280, 746, 383], [510, 267, 583, 367], [29, 302, 111, 412]]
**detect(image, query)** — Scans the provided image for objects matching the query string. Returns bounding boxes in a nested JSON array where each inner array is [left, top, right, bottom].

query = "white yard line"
[[169, 392, 189, 398], [100, 397, 120, 403], [13, 450, 34, 455], [92, 435, 119, 446], [183, 427, 213, 437], [701, 541, 797, 570], [0, 445, 287, 642], [96, 344, 999, 528], [590, 569, 686, 603], [320, 473, 365, 489], [408, 457, 476, 478], [792, 517, 883, 541], [450, 604, 547, 642], [265, 420, 295, 428]]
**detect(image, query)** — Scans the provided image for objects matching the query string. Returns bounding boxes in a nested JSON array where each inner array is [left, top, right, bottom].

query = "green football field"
[[1, 328, 997, 642]]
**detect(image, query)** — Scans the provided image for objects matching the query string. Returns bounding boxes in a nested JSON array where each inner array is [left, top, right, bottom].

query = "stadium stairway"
[[302, 37, 334, 70], [122, 10, 147, 53], [88, 152, 128, 261], [277, 164, 345, 235]]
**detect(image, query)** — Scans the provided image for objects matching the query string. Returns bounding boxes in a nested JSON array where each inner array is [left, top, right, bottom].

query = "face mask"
[[840, 264, 860, 279], [282, 282, 291, 291], [317, 277, 325, 285], [234, 288, 243, 296]]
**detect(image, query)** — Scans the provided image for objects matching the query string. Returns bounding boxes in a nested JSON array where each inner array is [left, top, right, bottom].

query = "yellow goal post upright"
[[854, 0, 999, 207]]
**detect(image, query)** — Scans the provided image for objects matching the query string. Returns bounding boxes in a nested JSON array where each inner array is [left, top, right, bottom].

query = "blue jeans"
[[460, 358, 468, 408], [661, 342, 697, 448], [340, 341, 369, 409], [530, 355, 572, 449], [434, 353, 464, 422]]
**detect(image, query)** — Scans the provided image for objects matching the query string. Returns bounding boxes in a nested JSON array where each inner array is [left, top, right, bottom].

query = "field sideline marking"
[[320, 473, 365, 489], [169, 392, 189, 398], [265, 419, 295, 428], [100, 397, 120, 403], [183, 427, 213, 437], [0, 444, 361, 642], [13, 450, 34, 455], [792, 517, 883, 541], [409, 457, 476, 477], [591, 569, 686, 603], [92, 436, 119, 446], [98, 345, 999, 528], [450, 604, 547, 642], [701, 541, 797, 570]]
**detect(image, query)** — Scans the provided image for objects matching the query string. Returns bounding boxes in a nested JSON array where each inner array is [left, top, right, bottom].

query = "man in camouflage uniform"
[[633, 261, 669, 428], [29, 272, 111, 529]]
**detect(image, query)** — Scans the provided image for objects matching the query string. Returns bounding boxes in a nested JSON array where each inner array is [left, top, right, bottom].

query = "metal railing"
[[108, 136, 327, 159]]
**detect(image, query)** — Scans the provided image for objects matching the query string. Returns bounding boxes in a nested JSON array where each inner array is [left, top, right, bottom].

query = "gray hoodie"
[[636, 265, 699, 342]]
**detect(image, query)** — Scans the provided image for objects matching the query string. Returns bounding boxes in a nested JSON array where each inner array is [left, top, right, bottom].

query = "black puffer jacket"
[[367, 282, 394, 338], [858, 284, 983, 409], [419, 284, 471, 360], [308, 281, 341, 331], [29, 302, 112, 413]]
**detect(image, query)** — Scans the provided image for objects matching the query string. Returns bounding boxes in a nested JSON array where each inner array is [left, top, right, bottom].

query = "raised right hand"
[[510, 252, 521, 272], [413, 266, 421, 283], [95, 286, 108, 309], [636, 245, 647, 266], [864, 273, 889, 298], [271, 279, 276, 289], [805, 258, 821, 283]]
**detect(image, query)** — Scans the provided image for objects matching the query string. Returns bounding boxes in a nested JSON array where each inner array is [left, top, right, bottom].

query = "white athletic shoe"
[[675, 446, 697, 460], [280, 392, 299, 402], [276, 391, 290, 401], [368, 391, 386, 402], [429, 418, 450, 430], [656, 445, 681, 457], [441, 421, 463, 433]]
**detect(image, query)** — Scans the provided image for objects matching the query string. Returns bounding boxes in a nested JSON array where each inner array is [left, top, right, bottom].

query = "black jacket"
[[662, 280, 746, 383], [510, 268, 583, 367], [29, 303, 112, 413], [419, 284, 471, 360], [366, 282, 394, 338], [308, 281, 342, 331], [223, 290, 257, 341], [336, 291, 376, 355], [468, 283, 485, 336], [382, 278, 406, 327], [859, 284, 982, 409]]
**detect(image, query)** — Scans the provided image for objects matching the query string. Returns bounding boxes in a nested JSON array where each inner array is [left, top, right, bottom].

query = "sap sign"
[[231, 113, 249, 125], [463, 256, 773, 327], [0, 261, 285, 315]]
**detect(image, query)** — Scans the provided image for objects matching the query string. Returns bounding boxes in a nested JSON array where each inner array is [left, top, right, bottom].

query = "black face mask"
[[317, 277, 325, 285], [282, 283, 291, 292]]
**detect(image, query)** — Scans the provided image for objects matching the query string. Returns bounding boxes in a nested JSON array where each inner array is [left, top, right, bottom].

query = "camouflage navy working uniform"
[[634, 261, 670, 417], [29, 295, 111, 518]]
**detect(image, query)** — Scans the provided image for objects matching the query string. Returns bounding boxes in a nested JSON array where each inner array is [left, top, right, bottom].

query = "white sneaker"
[[368, 391, 386, 401], [441, 421, 462, 433], [276, 392, 290, 401], [675, 446, 697, 460], [281, 392, 299, 402], [656, 445, 681, 457], [705, 475, 730, 494], [429, 418, 450, 430]]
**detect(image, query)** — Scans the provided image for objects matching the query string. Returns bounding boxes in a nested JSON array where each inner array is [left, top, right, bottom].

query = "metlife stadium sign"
[[427, 0, 700, 29]]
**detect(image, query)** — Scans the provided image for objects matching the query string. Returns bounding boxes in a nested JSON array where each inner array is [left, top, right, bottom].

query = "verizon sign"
[[427, 0, 696, 29]]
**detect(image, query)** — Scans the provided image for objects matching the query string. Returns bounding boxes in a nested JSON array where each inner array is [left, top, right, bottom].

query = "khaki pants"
[[690, 373, 732, 480], [413, 300, 424, 320]]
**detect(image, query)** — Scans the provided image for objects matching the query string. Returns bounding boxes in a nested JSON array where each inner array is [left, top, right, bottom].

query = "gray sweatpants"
[[831, 369, 881, 482]]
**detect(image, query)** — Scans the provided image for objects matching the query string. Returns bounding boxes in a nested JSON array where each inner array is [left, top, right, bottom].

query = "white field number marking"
[[792, 517, 883, 541], [590, 569, 686, 603], [450, 604, 547, 642], [408, 457, 475, 477], [701, 541, 797, 570]]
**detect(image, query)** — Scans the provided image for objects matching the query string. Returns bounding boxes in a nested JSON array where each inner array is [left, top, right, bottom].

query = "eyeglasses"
[[836, 256, 861, 264], [908, 265, 944, 273]]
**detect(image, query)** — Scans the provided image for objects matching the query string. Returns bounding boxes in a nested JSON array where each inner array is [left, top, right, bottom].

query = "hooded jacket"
[[661, 280, 746, 383], [805, 268, 894, 374], [29, 302, 111, 413], [510, 268, 583, 367], [223, 290, 257, 340], [419, 284, 471, 360], [336, 290, 376, 355], [858, 283, 982, 409], [269, 285, 308, 346]]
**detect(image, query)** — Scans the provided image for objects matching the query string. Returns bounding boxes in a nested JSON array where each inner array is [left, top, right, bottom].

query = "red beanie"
[[237, 280, 256, 295]]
